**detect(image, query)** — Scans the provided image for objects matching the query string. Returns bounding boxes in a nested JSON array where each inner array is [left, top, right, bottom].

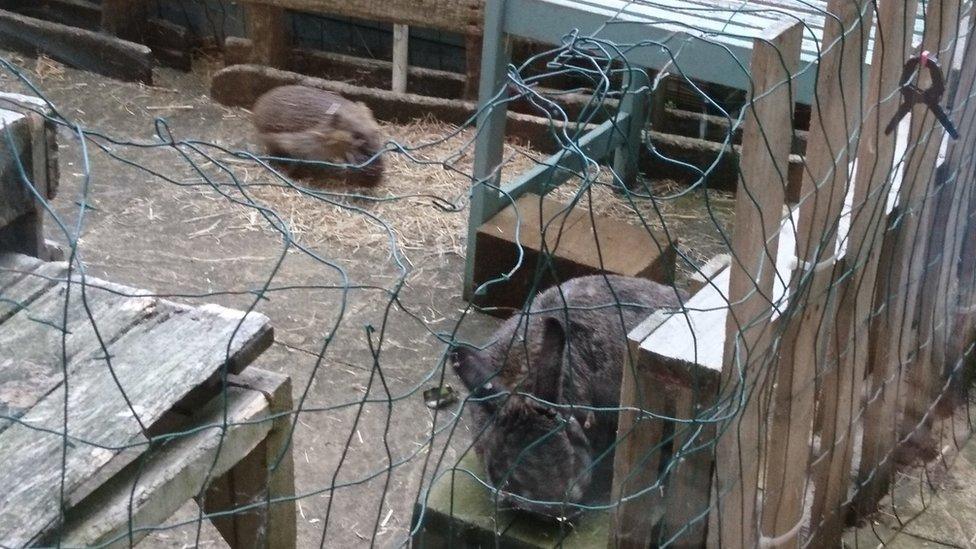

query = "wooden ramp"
[[0, 252, 274, 546]]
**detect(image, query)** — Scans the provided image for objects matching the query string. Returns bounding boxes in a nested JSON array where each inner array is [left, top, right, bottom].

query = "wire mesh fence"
[[0, 0, 975, 547]]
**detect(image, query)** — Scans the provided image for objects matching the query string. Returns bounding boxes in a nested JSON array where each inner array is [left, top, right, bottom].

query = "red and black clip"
[[884, 51, 960, 139]]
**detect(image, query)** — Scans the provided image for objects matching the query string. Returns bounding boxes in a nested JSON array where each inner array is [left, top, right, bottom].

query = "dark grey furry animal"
[[451, 275, 685, 518], [251, 85, 385, 186]]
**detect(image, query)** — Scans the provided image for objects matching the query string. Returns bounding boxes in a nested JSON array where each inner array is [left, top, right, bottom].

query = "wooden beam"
[[241, 0, 484, 34], [0, 294, 271, 545], [52, 376, 281, 546], [761, 0, 874, 543], [812, 0, 919, 538], [391, 24, 409, 94], [0, 8, 153, 83], [707, 19, 802, 548], [245, 4, 290, 67], [204, 369, 297, 549], [464, 33, 483, 100]]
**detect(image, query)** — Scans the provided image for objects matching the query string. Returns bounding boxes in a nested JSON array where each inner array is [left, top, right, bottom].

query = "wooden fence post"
[[857, 0, 960, 515], [941, 17, 976, 409], [101, 0, 149, 43], [245, 3, 291, 67], [758, 0, 874, 545], [896, 0, 964, 442], [808, 0, 919, 539], [706, 19, 802, 548], [392, 24, 409, 93]]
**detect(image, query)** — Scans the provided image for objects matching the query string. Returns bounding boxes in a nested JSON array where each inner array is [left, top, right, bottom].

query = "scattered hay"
[[34, 55, 65, 81], [206, 116, 734, 278]]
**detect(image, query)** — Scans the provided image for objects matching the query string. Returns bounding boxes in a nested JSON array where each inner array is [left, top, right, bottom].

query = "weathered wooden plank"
[[51, 378, 276, 547], [204, 368, 296, 549], [0, 252, 44, 292], [810, 0, 919, 538], [0, 258, 63, 328], [709, 18, 802, 548], [0, 109, 36, 231], [243, 0, 484, 34], [760, 0, 873, 543], [0, 263, 159, 434], [0, 302, 271, 546], [0, 8, 153, 83], [609, 311, 672, 548]]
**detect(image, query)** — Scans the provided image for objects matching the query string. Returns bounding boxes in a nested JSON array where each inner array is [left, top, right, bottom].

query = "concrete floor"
[[845, 411, 976, 549]]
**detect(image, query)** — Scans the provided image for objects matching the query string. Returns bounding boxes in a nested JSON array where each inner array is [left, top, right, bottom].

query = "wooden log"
[[0, 95, 58, 258], [758, 1, 874, 544], [0, 8, 153, 83], [0, 296, 271, 545], [245, 4, 290, 67], [708, 19, 801, 549], [895, 0, 963, 449], [204, 369, 297, 549], [392, 24, 409, 94], [241, 0, 484, 34], [52, 374, 283, 547], [100, 0, 149, 43]]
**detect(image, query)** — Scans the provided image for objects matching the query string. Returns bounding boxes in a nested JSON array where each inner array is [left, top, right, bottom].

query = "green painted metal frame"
[[462, 0, 651, 300]]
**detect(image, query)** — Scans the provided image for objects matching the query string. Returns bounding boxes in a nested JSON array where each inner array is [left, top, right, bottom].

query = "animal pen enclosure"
[[0, 0, 975, 548]]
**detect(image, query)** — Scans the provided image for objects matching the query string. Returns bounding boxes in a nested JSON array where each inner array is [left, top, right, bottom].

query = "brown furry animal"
[[251, 85, 385, 186], [451, 275, 686, 518]]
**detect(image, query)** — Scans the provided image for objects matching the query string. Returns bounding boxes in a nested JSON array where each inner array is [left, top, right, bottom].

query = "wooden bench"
[[0, 94, 296, 547]]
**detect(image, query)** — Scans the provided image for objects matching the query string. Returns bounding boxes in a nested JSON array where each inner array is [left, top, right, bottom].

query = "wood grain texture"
[[760, 1, 874, 544], [392, 24, 409, 94], [939, 17, 976, 406], [609, 312, 672, 548], [845, 0, 922, 521], [893, 0, 963, 446], [812, 0, 919, 538], [0, 8, 153, 83], [204, 369, 296, 549], [53, 380, 276, 547], [245, 4, 290, 67], [242, 0, 484, 34], [0, 263, 158, 433], [710, 18, 801, 548], [0, 274, 271, 546]]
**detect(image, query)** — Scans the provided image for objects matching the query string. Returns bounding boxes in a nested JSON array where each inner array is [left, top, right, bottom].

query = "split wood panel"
[[759, 1, 874, 544]]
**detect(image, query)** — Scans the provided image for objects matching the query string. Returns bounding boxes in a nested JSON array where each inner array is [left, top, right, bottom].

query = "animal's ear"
[[451, 345, 503, 405], [531, 316, 568, 403]]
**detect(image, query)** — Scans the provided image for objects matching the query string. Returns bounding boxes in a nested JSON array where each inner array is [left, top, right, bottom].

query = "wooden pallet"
[[0, 253, 295, 547]]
